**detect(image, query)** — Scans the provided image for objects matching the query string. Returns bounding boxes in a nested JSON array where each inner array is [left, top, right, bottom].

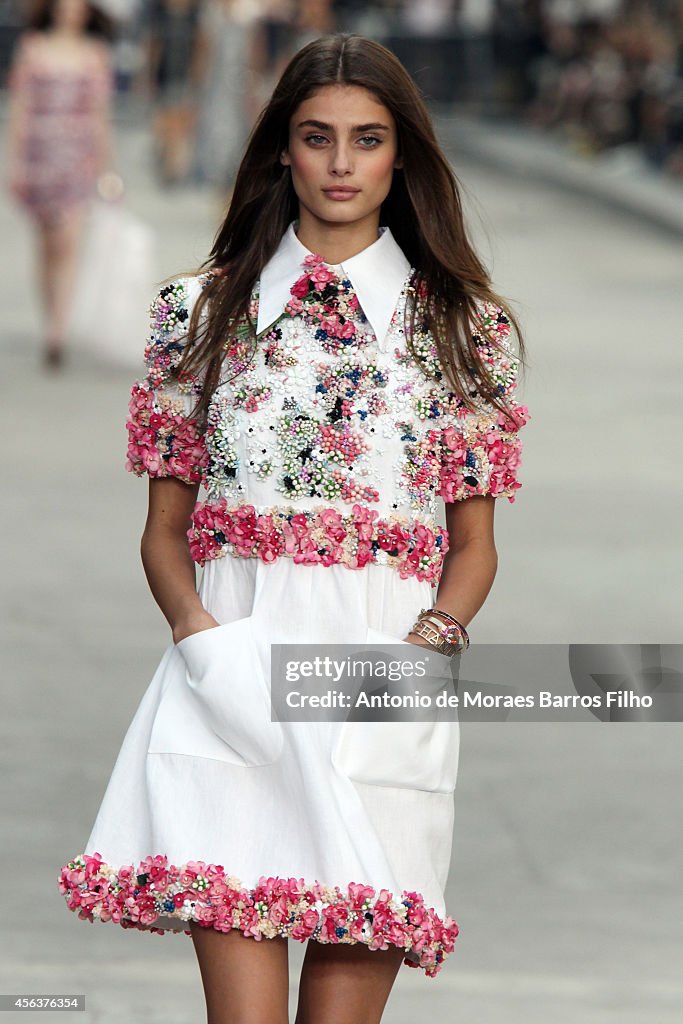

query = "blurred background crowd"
[[0, 0, 680, 367], [2, 0, 682, 191]]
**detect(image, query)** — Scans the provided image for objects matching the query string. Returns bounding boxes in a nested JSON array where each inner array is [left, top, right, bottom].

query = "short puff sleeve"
[[125, 277, 209, 485], [437, 301, 530, 504]]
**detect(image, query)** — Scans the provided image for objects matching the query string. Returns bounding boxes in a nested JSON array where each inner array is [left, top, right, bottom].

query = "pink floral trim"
[[58, 853, 458, 978], [285, 253, 371, 354], [187, 499, 449, 582], [438, 403, 531, 504], [125, 382, 208, 485]]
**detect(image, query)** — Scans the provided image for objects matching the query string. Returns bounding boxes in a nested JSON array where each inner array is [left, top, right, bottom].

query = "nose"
[[328, 142, 354, 176]]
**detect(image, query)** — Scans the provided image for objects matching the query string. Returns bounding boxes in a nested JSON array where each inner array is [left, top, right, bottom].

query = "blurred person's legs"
[[36, 203, 88, 368], [639, 92, 674, 168], [153, 100, 198, 185], [663, 111, 683, 176]]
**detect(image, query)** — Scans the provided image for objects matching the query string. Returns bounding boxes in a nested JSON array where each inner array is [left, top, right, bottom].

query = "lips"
[[321, 187, 360, 200]]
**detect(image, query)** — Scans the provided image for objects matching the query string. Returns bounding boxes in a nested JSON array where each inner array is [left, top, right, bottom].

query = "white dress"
[[58, 221, 528, 978]]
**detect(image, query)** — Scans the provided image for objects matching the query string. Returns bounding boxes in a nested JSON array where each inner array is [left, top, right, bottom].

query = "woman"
[[6, 0, 114, 368], [58, 33, 530, 1023]]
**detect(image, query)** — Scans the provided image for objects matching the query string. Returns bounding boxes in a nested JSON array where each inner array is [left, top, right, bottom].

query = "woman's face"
[[281, 84, 402, 228], [53, 0, 90, 32]]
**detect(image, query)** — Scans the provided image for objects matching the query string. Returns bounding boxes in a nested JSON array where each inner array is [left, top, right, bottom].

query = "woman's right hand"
[[173, 609, 220, 646]]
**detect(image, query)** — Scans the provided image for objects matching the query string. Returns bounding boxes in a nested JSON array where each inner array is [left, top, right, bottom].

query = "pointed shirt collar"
[[256, 220, 412, 350]]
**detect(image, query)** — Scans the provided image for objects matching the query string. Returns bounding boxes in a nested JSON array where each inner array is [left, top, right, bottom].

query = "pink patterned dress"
[[8, 32, 113, 223], [57, 223, 530, 978]]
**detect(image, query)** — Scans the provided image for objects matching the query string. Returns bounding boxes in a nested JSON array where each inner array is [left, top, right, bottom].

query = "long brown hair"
[[178, 32, 527, 426]]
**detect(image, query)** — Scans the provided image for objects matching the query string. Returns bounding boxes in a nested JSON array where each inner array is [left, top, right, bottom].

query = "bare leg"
[[189, 921, 289, 1024], [294, 941, 406, 1024], [38, 204, 87, 363], [163, 104, 196, 183], [154, 105, 195, 184], [36, 220, 63, 366], [36, 220, 53, 325]]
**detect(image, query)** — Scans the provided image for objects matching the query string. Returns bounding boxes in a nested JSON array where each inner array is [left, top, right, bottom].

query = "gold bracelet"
[[409, 618, 463, 656], [418, 610, 464, 640], [423, 615, 467, 654], [419, 607, 470, 650]]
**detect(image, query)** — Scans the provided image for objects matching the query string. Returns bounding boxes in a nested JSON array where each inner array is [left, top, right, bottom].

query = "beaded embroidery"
[[285, 252, 371, 354], [125, 259, 530, 578], [125, 279, 209, 484], [187, 499, 448, 582], [58, 852, 459, 979]]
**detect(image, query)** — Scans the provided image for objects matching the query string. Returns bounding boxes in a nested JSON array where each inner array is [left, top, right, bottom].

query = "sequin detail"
[[126, 382, 208, 484], [284, 252, 371, 354], [124, 266, 530, 564], [58, 853, 459, 979], [438, 404, 530, 503], [187, 499, 449, 582], [125, 277, 209, 485]]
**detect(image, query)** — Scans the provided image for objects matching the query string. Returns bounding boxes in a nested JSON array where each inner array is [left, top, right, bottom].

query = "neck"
[[294, 210, 381, 265]]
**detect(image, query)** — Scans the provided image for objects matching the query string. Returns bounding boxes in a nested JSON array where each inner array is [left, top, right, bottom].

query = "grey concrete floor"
[[1, 107, 682, 1022]]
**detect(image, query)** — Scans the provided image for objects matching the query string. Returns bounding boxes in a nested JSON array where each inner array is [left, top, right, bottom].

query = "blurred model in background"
[[250, 0, 336, 114], [142, 0, 210, 186], [195, 0, 260, 193], [6, 0, 114, 369], [288, 0, 335, 53]]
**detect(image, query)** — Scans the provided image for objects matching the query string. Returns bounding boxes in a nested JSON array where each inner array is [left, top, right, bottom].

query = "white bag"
[[68, 194, 157, 369]]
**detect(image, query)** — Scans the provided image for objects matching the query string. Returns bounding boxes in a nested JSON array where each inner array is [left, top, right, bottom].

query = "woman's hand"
[[173, 609, 220, 646]]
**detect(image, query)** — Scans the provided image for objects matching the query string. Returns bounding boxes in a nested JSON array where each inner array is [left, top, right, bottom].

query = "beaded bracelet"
[[409, 610, 468, 656], [424, 614, 467, 652], [408, 619, 460, 657], [419, 606, 470, 650]]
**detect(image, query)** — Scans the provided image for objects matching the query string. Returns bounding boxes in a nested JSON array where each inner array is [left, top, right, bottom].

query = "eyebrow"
[[296, 120, 390, 132]]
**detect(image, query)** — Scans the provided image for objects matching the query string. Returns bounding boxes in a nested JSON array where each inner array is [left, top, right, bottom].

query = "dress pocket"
[[330, 626, 460, 794], [147, 616, 284, 767]]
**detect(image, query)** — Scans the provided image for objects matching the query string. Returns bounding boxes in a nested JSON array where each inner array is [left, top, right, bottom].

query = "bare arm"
[[136, 31, 162, 101], [90, 41, 115, 176], [5, 38, 30, 191], [246, 19, 268, 125], [433, 494, 498, 625], [403, 297, 527, 647], [188, 22, 212, 92], [140, 477, 218, 645], [6, 88, 26, 186], [404, 495, 498, 644]]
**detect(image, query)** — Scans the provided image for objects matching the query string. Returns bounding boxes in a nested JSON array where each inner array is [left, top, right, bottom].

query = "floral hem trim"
[[187, 499, 449, 583], [59, 853, 458, 978]]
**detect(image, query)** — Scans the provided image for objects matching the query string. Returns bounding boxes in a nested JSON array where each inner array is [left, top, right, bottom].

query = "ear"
[[394, 154, 404, 170], [280, 149, 291, 168]]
